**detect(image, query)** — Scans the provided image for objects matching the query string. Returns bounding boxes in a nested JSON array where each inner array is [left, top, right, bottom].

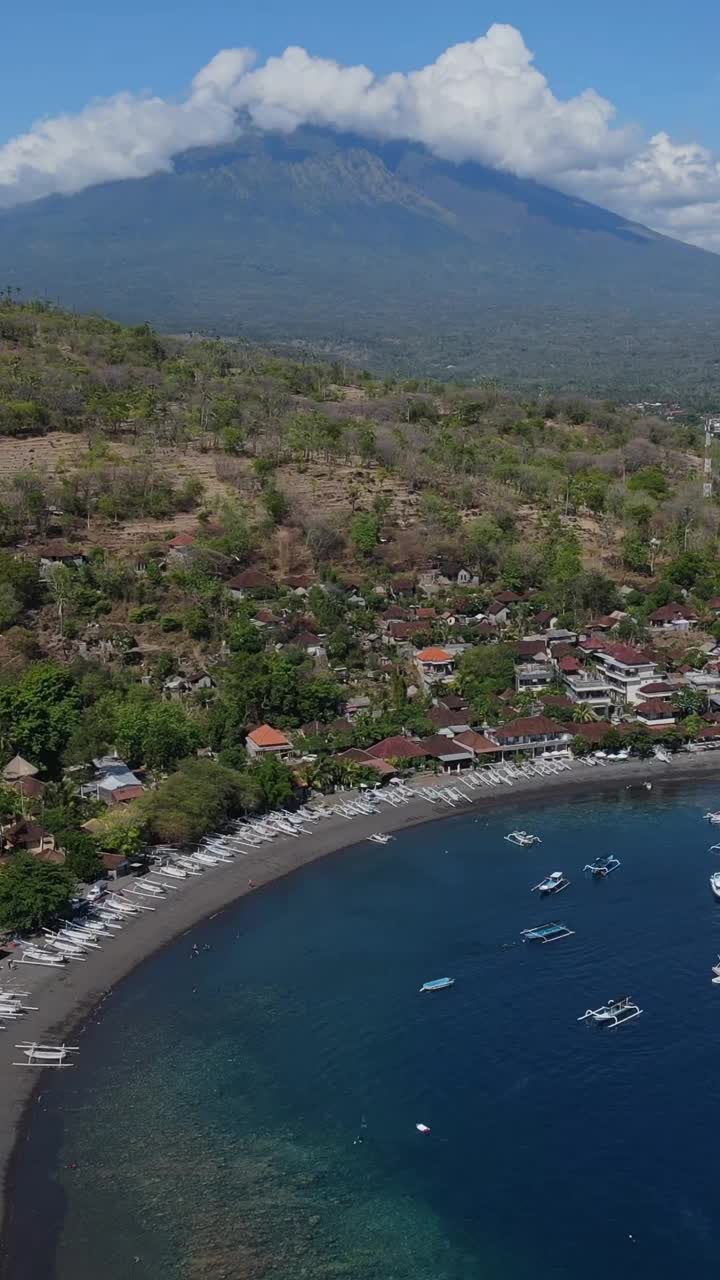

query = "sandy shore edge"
[[1, 752, 718, 1255]]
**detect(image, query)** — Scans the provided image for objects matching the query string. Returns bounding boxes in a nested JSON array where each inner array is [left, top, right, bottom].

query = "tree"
[[0, 581, 21, 631], [350, 512, 381, 558], [0, 853, 76, 933], [571, 703, 598, 724], [61, 832, 104, 883], [571, 735, 593, 757], [600, 727, 624, 753], [0, 663, 81, 769], [249, 754, 294, 808], [671, 688, 706, 718], [456, 644, 515, 703], [682, 713, 706, 742]]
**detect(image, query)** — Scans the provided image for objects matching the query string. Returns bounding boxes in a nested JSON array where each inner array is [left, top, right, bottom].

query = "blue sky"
[[3, 0, 720, 146], [2, 3, 720, 249]]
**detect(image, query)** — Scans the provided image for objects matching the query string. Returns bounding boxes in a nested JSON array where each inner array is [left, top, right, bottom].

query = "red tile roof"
[[416, 647, 452, 663], [419, 735, 473, 758], [493, 716, 565, 741], [429, 705, 467, 729], [366, 736, 429, 760], [227, 570, 274, 590], [559, 656, 580, 672], [247, 724, 291, 748], [600, 644, 653, 666], [454, 730, 498, 754], [638, 681, 674, 695], [636, 700, 675, 716], [167, 532, 194, 549]]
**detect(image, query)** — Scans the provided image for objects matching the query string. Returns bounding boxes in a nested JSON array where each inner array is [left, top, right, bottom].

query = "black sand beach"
[[1, 753, 718, 1264]]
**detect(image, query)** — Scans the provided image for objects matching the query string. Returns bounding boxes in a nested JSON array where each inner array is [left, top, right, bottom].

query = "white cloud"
[[0, 25, 719, 250]]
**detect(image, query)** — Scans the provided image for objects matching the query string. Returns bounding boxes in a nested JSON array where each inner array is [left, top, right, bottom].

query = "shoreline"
[[1, 752, 719, 1262]]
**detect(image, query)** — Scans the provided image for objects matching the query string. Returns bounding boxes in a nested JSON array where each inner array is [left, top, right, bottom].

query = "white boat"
[[176, 857, 204, 874], [368, 833, 394, 845], [531, 871, 570, 896], [578, 997, 642, 1028], [505, 830, 542, 847], [192, 851, 220, 867], [155, 863, 188, 880], [705, 812, 720, 824], [419, 977, 455, 993], [583, 855, 621, 878], [18, 946, 66, 967], [710, 871, 720, 900], [14, 1041, 79, 1068]]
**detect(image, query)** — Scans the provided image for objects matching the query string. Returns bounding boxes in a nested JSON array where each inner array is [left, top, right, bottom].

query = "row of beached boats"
[[0, 984, 79, 1068]]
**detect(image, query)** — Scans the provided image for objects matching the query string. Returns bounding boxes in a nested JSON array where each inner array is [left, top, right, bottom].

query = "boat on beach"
[[505, 830, 542, 847], [13, 1042, 79, 1068], [368, 833, 394, 844], [577, 997, 642, 1028], [583, 855, 621, 878], [419, 977, 455, 992], [521, 922, 575, 944], [531, 871, 570, 896]]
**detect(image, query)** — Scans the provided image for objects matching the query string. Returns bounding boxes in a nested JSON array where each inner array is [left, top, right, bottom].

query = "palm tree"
[[571, 703, 598, 724]]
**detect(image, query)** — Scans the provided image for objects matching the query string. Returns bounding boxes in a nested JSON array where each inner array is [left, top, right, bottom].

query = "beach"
[[1, 751, 718, 1259]]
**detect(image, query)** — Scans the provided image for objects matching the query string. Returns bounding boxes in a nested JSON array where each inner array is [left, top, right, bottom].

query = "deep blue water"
[[6, 781, 720, 1280]]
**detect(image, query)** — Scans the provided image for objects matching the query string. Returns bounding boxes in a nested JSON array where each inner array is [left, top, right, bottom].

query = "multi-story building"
[[593, 645, 659, 706]]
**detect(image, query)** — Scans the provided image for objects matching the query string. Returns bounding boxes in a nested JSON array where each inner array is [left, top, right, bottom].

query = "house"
[[226, 569, 274, 599], [456, 568, 479, 587], [416, 646, 455, 685], [453, 730, 499, 757], [637, 681, 675, 702], [561, 665, 615, 716], [246, 724, 292, 757], [97, 772, 145, 805], [166, 531, 195, 551], [706, 597, 720, 617], [36, 541, 88, 580], [2, 755, 39, 785], [593, 644, 659, 706], [100, 852, 130, 880], [487, 601, 509, 625], [365, 736, 429, 762], [635, 699, 676, 727], [391, 576, 416, 596], [531, 609, 559, 631], [345, 695, 371, 719], [253, 609, 282, 628], [1, 818, 55, 856], [335, 748, 396, 777], [495, 590, 521, 606], [419, 735, 475, 767], [514, 658, 555, 694], [487, 716, 571, 757], [684, 669, 720, 697], [649, 603, 698, 631], [515, 640, 548, 662], [428, 705, 471, 736], [290, 630, 326, 658]]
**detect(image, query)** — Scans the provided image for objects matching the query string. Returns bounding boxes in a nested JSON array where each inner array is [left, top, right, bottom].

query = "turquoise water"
[[5, 781, 720, 1279]]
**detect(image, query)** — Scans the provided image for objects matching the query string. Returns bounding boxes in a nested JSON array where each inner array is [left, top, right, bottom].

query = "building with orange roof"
[[415, 646, 455, 685], [246, 724, 292, 757]]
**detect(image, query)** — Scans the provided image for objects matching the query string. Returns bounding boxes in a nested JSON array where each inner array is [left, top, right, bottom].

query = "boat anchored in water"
[[578, 997, 642, 1028], [531, 871, 570, 896], [710, 871, 720, 901], [419, 977, 455, 993], [505, 830, 542, 847], [583, 855, 621, 878], [521, 922, 575, 944], [705, 812, 720, 824]]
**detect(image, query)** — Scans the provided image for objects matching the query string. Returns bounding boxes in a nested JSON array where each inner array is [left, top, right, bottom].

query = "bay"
[[6, 781, 720, 1279]]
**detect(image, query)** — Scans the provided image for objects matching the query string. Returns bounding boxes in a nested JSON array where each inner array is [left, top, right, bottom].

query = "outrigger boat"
[[521, 922, 575, 944], [14, 1042, 78, 1068], [531, 871, 570, 896], [419, 977, 455, 993], [583, 855, 621, 878], [711, 956, 720, 984], [710, 871, 720, 901], [368, 833, 394, 845], [505, 830, 542, 847], [705, 812, 720, 824], [18, 945, 66, 968], [578, 997, 642, 1028]]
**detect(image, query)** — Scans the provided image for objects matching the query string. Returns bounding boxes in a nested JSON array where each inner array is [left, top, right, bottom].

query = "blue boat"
[[419, 977, 455, 992], [583, 855, 621, 878], [521, 922, 575, 944]]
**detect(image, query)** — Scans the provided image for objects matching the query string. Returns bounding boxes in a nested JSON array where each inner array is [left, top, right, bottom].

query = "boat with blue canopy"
[[521, 922, 575, 944], [419, 977, 455, 993]]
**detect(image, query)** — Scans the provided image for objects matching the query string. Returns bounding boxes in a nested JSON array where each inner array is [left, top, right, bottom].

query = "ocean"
[[5, 780, 720, 1279]]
